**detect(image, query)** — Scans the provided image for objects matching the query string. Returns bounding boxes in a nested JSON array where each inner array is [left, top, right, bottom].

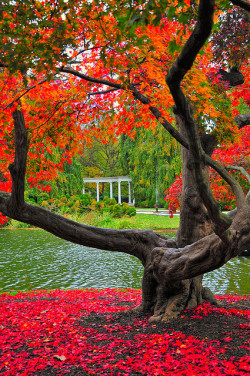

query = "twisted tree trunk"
[[0, 109, 249, 323], [133, 118, 219, 322]]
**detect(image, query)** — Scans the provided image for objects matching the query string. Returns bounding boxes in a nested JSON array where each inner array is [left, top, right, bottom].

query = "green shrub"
[[79, 193, 92, 206], [112, 204, 122, 218], [104, 197, 117, 206], [125, 206, 136, 217]]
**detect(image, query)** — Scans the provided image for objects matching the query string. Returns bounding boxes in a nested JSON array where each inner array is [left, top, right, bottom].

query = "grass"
[[65, 211, 179, 231], [4, 211, 180, 231]]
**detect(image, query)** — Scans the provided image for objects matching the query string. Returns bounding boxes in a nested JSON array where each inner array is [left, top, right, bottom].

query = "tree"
[[0, 0, 250, 321], [120, 124, 182, 207], [166, 125, 250, 211]]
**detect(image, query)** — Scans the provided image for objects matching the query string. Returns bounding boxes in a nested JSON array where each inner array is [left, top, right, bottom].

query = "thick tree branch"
[[8, 109, 28, 215], [165, 1, 234, 238], [230, 0, 250, 11], [235, 113, 250, 128], [0, 191, 175, 264], [151, 207, 250, 282], [218, 68, 244, 87], [166, 0, 215, 87]]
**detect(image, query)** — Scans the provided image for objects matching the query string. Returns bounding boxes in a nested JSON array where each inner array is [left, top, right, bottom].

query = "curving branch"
[[164, 0, 248, 240], [60, 66, 122, 89], [0, 191, 174, 265], [165, 0, 235, 238], [131, 86, 189, 149], [0, 107, 175, 266], [3, 79, 47, 110], [230, 0, 250, 11], [150, 209, 250, 282], [205, 155, 246, 209], [226, 165, 250, 183]]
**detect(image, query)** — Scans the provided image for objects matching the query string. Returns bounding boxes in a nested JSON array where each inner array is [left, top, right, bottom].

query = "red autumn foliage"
[[0, 289, 249, 375], [165, 126, 250, 213]]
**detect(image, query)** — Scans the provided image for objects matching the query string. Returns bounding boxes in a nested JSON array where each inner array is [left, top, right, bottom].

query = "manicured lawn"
[[0, 289, 249, 375], [78, 212, 180, 231]]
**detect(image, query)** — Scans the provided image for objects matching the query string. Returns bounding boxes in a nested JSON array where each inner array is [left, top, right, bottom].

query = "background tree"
[[121, 124, 182, 207], [0, 0, 249, 321]]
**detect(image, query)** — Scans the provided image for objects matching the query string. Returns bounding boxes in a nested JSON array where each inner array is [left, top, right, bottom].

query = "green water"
[[0, 229, 249, 294]]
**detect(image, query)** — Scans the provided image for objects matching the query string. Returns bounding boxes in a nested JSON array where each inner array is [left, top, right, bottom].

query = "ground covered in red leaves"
[[0, 289, 249, 375]]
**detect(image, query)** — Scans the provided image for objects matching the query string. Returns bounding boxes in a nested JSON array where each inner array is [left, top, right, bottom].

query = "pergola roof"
[[82, 176, 132, 183]]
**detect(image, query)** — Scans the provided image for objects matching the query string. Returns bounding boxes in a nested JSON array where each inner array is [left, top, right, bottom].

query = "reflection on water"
[[0, 229, 249, 294]]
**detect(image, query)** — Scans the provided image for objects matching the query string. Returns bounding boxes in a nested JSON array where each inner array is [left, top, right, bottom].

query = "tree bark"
[[132, 117, 219, 322], [1, 108, 250, 323]]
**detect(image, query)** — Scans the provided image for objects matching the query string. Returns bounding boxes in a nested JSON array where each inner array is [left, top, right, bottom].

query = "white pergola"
[[82, 176, 133, 204]]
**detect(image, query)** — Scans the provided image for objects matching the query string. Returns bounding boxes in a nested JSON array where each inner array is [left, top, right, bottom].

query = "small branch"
[[3, 79, 47, 110], [60, 66, 122, 90], [88, 88, 120, 96], [206, 155, 246, 209], [131, 86, 189, 149], [226, 165, 250, 183], [62, 64, 189, 149], [8, 108, 28, 214], [230, 0, 250, 11], [36, 101, 66, 129]]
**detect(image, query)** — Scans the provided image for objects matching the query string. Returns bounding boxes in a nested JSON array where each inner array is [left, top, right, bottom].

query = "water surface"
[[0, 229, 249, 294]]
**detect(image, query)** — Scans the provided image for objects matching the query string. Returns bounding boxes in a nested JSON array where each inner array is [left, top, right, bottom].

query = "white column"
[[128, 182, 132, 204], [118, 181, 121, 204], [110, 182, 113, 199], [96, 182, 100, 202], [82, 184, 85, 194]]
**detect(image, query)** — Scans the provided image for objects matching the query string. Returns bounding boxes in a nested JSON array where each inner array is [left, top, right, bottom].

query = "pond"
[[0, 229, 249, 295]]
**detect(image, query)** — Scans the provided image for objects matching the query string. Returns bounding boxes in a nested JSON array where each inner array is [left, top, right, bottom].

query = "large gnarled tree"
[[0, 0, 249, 321]]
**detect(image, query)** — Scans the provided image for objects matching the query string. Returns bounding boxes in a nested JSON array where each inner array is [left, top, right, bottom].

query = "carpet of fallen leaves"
[[0, 289, 249, 375]]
